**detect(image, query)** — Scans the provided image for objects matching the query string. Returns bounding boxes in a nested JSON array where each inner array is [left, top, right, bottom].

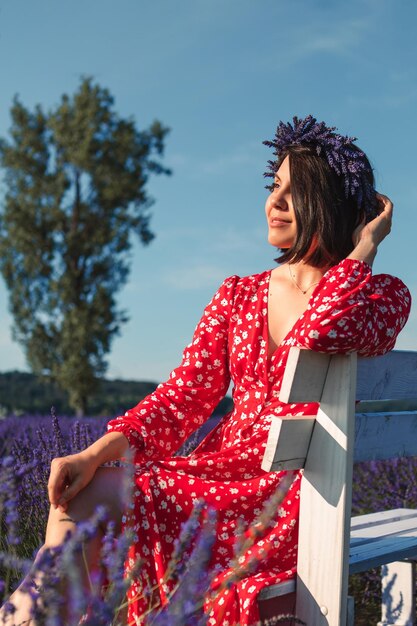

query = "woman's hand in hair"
[[348, 193, 393, 266]]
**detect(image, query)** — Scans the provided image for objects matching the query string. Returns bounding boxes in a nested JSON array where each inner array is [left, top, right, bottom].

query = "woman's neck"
[[286, 261, 328, 295]]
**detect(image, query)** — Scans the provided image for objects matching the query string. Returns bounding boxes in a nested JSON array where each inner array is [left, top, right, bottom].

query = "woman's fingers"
[[47, 460, 64, 507], [352, 192, 393, 251], [57, 476, 83, 507], [376, 193, 393, 234], [48, 454, 96, 512], [364, 193, 393, 242], [48, 457, 73, 508], [375, 193, 393, 219]]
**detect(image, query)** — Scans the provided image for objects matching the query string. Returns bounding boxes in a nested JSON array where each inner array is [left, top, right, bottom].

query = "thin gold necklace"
[[288, 264, 322, 295]]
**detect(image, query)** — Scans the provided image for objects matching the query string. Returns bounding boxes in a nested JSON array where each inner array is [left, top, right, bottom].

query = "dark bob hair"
[[275, 144, 377, 268]]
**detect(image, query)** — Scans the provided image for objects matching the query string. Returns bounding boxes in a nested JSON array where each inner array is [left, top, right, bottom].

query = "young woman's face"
[[265, 155, 297, 249]]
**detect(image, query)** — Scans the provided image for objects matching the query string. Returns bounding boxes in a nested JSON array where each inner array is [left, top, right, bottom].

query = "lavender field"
[[1, 412, 417, 625]]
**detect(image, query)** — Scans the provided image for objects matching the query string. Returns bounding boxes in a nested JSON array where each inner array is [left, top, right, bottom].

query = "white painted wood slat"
[[354, 412, 417, 461], [351, 514, 417, 546], [357, 350, 417, 401], [263, 410, 417, 471], [279, 347, 331, 404], [378, 561, 416, 626], [258, 579, 296, 601], [262, 415, 316, 472], [349, 534, 417, 574], [351, 508, 417, 530], [281, 349, 417, 405], [295, 352, 357, 626]]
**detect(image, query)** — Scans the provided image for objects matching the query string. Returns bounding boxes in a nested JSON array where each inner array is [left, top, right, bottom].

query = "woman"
[[1, 115, 411, 625]]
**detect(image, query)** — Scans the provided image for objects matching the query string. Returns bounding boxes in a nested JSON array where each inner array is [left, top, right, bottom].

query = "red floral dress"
[[107, 259, 411, 626]]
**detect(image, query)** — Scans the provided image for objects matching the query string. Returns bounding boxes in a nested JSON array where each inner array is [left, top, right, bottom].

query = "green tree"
[[0, 77, 170, 416]]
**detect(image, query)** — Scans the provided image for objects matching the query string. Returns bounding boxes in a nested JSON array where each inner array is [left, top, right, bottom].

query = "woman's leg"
[[0, 466, 127, 626]]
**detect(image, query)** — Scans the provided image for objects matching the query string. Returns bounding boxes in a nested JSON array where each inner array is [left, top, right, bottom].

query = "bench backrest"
[[261, 348, 417, 626]]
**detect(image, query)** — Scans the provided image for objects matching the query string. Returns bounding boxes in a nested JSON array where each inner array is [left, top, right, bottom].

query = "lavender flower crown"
[[263, 115, 378, 220]]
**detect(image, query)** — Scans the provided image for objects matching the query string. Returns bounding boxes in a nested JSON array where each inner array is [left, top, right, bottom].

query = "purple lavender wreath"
[[264, 115, 378, 220]]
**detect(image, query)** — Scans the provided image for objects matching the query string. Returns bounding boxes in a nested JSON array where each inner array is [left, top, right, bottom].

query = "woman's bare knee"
[[67, 466, 127, 529]]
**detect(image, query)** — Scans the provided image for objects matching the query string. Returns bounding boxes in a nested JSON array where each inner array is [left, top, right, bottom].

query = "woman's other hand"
[[349, 193, 393, 266], [48, 452, 98, 513], [47, 431, 130, 512]]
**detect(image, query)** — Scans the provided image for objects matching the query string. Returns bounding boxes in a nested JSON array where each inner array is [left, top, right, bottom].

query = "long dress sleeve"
[[296, 258, 411, 357], [106, 275, 238, 463]]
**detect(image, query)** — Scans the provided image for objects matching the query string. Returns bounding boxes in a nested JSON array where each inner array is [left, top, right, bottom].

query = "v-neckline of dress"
[[264, 268, 320, 363]]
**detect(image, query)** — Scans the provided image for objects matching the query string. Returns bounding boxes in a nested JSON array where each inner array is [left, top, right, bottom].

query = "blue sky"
[[0, 0, 416, 382]]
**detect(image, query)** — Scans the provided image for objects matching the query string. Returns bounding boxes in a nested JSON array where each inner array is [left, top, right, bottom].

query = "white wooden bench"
[[258, 348, 417, 626]]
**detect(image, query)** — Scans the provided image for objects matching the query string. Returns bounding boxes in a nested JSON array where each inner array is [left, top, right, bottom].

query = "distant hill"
[[0, 371, 234, 418]]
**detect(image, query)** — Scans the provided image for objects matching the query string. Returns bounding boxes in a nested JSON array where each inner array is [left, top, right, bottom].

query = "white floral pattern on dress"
[[107, 259, 411, 626]]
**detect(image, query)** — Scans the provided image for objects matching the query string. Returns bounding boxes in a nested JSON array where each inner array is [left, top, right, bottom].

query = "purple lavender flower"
[[0, 455, 38, 547], [165, 499, 205, 582], [151, 505, 217, 626]]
